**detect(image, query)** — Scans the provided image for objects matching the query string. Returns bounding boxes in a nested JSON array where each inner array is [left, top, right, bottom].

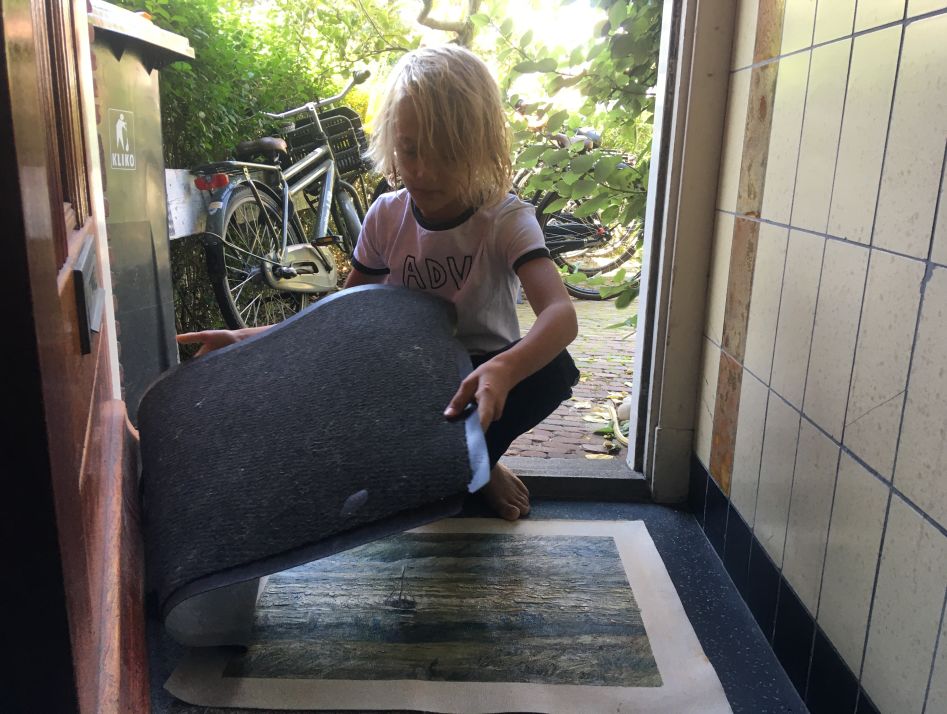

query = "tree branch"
[[416, 0, 483, 45], [354, 0, 397, 49]]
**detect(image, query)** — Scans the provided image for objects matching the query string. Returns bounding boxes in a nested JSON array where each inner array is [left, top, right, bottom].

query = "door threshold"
[[501, 456, 651, 502]]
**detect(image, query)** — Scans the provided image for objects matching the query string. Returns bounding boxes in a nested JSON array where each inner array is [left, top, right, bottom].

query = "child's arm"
[[176, 326, 269, 356], [444, 258, 578, 429], [343, 267, 388, 288]]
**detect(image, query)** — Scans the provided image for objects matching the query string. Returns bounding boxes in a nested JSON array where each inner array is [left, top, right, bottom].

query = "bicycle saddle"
[[234, 136, 288, 161], [138, 285, 489, 641]]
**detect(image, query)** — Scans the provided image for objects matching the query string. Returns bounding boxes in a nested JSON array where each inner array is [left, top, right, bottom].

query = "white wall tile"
[[694, 339, 721, 468], [874, 13, 947, 259], [761, 53, 810, 223], [908, 0, 947, 16], [771, 231, 824, 408], [791, 40, 851, 234], [862, 496, 947, 714], [855, 0, 907, 32], [781, 0, 818, 54], [744, 224, 788, 380], [845, 251, 925, 478], [804, 240, 870, 438], [895, 266, 947, 528], [717, 69, 752, 213], [814, 0, 856, 43], [754, 395, 800, 564], [731, 0, 760, 69], [927, 614, 947, 714], [828, 26, 901, 244], [782, 420, 840, 613], [731, 370, 769, 524], [705, 212, 735, 345], [931, 159, 947, 267], [818, 453, 888, 672]]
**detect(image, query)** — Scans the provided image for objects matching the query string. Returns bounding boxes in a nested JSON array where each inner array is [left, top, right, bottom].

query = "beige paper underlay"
[[166, 519, 732, 714]]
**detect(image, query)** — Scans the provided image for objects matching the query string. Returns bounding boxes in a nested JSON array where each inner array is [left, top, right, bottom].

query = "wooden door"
[[0, 0, 149, 710]]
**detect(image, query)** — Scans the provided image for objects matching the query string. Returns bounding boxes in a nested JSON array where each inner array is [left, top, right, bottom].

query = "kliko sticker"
[[109, 108, 136, 170]]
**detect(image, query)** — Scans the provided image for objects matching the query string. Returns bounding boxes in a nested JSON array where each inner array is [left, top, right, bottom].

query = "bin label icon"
[[109, 108, 136, 170]]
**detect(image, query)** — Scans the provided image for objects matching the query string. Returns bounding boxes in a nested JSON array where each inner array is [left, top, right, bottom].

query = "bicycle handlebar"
[[263, 70, 371, 120]]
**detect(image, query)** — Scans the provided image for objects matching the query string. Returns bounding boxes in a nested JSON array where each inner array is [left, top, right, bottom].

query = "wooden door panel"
[[2, 0, 149, 710]]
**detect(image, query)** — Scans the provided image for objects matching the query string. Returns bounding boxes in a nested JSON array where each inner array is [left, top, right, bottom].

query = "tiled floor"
[[148, 501, 808, 713]]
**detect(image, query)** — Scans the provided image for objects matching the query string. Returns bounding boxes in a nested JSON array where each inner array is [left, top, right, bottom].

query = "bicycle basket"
[[282, 106, 371, 180]]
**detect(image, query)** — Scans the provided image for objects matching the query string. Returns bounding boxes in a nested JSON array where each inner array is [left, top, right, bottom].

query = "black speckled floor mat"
[[138, 286, 489, 644]]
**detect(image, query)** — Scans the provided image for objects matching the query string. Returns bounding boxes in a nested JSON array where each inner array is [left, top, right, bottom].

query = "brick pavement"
[[506, 298, 636, 460]]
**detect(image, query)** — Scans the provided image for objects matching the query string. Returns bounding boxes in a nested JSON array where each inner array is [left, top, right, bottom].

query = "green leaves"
[[570, 178, 599, 197], [517, 144, 547, 168], [608, 1, 629, 29], [570, 153, 597, 174], [469, 12, 490, 28], [541, 197, 569, 214], [573, 193, 610, 216], [544, 109, 568, 132], [111, 0, 422, 169], [594, 155, 622, 182], [513, 57, 558, 73], [541, 147, 571, 165]]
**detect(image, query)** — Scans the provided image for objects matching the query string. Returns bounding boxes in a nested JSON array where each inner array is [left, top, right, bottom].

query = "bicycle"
[[510, 109, 641, 300], [191, 70, 372, 329], [533, 188, 641, 301]]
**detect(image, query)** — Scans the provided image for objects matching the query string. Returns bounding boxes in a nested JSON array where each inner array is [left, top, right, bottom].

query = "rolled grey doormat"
[[138, 285, 489, 644]]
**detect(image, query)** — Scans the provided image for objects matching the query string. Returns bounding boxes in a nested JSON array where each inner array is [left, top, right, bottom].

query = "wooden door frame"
[[628, 0, 736, 502], [1, 0, 148, 710]]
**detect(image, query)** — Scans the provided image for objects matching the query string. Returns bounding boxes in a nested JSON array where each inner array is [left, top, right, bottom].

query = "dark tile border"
[[773, 581, 815, 693], [690, 453, 869, 714], [806, 627, 859, 714], [746, 539, 780, 638], [723, 503, 752, 599], [704, 472, 729, 558], [689, 453, 708, 527], [856, 690, 881, 714]]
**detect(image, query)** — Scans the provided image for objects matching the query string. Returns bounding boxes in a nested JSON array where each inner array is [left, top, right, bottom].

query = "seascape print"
[[223, 533, 661, 687]]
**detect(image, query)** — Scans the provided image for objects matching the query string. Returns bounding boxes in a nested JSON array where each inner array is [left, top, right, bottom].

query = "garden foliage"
[[124, 0, 660, 330]]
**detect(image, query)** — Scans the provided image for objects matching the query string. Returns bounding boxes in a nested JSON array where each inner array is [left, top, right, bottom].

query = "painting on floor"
[[167, 519, 731, 714]]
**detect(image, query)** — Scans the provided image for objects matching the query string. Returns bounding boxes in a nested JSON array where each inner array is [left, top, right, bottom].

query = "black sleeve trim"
[[351, 257, 390, 276], [513, 247, 552, 272]]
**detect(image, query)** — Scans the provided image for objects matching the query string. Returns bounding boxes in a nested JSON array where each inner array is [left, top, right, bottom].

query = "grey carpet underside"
[[138, 285, 488, 620]]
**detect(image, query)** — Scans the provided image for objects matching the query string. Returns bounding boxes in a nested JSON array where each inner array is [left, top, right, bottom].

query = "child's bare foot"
[[482, 462, 530, 521]]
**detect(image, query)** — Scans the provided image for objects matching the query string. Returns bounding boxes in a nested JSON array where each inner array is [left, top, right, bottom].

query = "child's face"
[[394, 98, 467, 223]]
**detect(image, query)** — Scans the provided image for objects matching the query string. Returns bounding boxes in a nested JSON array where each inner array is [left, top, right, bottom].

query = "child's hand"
[[175, 329, 240, 357], [444, 361, 516, 431]]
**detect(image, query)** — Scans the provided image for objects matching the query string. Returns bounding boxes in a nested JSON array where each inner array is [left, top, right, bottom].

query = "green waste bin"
[[89, 1, 193, 421]]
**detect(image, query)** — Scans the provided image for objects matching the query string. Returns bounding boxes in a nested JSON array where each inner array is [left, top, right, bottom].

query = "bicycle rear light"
[[194, 173, 230, 191]]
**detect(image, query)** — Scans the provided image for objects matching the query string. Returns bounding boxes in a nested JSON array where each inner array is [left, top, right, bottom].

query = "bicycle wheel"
[[206, 186, 315, 329], [536, 192, 640, 300]]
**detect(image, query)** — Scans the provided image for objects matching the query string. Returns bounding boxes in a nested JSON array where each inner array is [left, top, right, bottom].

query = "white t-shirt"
[[353, 189, 550, 353]]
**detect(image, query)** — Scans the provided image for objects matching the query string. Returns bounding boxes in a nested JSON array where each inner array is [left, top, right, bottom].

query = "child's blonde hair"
[[369, 45, 512, 208]]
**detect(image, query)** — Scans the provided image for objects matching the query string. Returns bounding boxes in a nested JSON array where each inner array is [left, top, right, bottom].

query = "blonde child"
[[179, 45, 579, 520]]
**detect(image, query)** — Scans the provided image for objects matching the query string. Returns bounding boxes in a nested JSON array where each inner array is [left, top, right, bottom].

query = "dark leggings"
[[471, 344, 580, 467]]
